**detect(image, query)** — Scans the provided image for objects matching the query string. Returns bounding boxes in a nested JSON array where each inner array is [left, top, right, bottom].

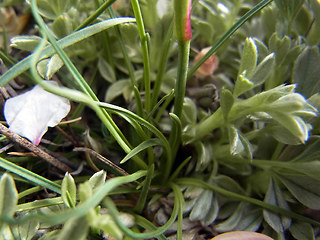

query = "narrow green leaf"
[[61, 173, 77, 208], [0, 18, 136, 87], [120, 138, 162, 164], [0, 157, 61, 194], [135, 164, 154, 213], [16, 197, 64, 212]]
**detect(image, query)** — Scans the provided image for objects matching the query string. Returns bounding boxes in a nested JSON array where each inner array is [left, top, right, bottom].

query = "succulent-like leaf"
[[238, 38, 258, 79], [89, 170, 107, 192], [279, 174, 320, 210], [0, 173, 18, 229], [10, 35, 46, 51], [220, 88, 234, 120], [228, 125, 244, 156], [189, 189, 213, 221], [52, 14, 73, 38], [250, 53, 275, 86], [105, 79, 131, 102], [48, 54, 64, 78], [263, 178, 291, 232], [235, 208, 263, 232], [98, 57, 116, 83], [3, 81, 71, 145], [293, 47, 320, 98], [215, 202, 248, 232], [289, 221, 315, 240], [233, 73, 254, 97], [61, 173, 77, 208]]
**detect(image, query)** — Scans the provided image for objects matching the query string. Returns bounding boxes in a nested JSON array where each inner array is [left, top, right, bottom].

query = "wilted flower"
[[193, 47, 219, 78]]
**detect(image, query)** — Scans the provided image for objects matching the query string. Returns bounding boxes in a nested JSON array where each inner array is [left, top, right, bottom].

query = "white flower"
[[4, 81, 71, 145]]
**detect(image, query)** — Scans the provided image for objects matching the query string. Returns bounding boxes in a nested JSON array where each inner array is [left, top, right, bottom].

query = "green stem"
[[134, 164, 154, 213], [75, 0, 117, 31], [173, 40, 191, 118], [108, 8, 143, 116], [187, 0, 274, 79], [151, 22, 174, 107], [131, 0, 151, 113]]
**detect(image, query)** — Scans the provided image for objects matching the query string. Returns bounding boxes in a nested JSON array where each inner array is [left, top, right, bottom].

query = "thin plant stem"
[[187, 0, 274, 79], [173, 40, 191, 117], [169, 40, 191, 163], [151, 22, 174, 107], [131, 0, 151, 113], [108, 7, 143, 116], [134, 164, 154, 213], [75, 0, 117, 31]]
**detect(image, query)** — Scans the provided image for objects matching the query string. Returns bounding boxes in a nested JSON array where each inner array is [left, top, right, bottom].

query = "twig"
[[73, 147, 129, 176], [0, 123, 74, 172]]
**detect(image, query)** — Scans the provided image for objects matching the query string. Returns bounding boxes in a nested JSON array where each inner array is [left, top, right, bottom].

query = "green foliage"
[[0, 0, 320, 239]]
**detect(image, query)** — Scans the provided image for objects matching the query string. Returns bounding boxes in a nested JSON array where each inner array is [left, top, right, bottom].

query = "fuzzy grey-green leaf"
[[220, 88, 234, 120], [279, 175, 320, 210], [263, 178, 291, 232], [238, 38, 258, 78], [61, 173, 77, 208], [293, 47, 320, 98], [0, 173, 18, 217], [89, 170, 107, 192]]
